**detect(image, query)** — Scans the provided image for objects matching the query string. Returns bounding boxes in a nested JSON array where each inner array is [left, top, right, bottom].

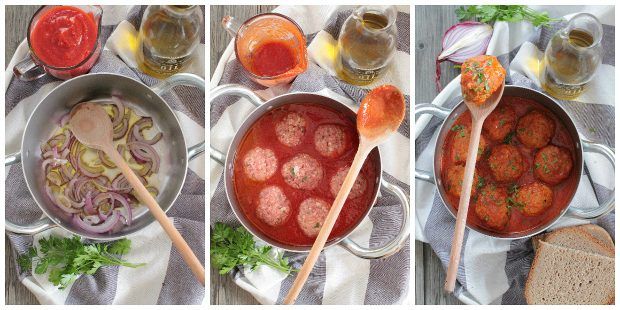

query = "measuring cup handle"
[[151, 73, 205, 95], [338, 179, 410, 259], [13, 52, 47, 81], [566, 140, 615, 219], [221, 15, 243, 38], [413, 103, 451, 184]]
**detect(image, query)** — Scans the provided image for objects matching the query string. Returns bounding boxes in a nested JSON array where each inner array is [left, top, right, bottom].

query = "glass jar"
[[137, 5, 202, 79], [541, 13, 603, 100], [336, 5, 398, 86]]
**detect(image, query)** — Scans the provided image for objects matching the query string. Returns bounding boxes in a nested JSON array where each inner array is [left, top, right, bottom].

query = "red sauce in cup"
[[30, 6, 98, 68], [250, 41, 297, 77]]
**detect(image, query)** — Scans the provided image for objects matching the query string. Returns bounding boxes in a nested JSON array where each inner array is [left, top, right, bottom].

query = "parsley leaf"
[[456, 5, 558, 27], [18, 236, 145, 290], [211, 222, 298, 275]]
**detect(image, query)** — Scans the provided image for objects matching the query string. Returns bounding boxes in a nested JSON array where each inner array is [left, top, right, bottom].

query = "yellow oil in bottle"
[[336, 7, 397, 86], [137, 5, 202, 79]]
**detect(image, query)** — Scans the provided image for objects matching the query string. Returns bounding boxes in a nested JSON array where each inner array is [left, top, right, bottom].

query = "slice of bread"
[[581, 224, 614, 250], [525, 241, 615, 305], [539, 225, 614, 257]]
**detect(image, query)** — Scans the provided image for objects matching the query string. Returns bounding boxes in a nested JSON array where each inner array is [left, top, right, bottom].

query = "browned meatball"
[[515, 182, 554, 216], [444, 165, 482, 198], [475, 185, 510, 230], [488, 144, 524, 182], [483, 105, 516, 141], [450, 123, 488, 164], [516, 110, 556, 148], [534, 145, 573, 185]]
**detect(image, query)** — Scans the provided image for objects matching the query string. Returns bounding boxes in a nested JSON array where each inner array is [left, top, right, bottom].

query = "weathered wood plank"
[[415, 5, 465, 305], [5, 5, 43, 305]]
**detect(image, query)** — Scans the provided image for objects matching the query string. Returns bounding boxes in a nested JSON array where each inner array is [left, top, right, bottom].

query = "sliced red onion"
[[59, 113, 70, 127], [58, 130, 71, 151], [45, 186, 81, 214], [131, 117, 163, 145], [83, 215, 102, 225], [127, 142, 160, 173], [84, 191, 96, 215], [94, 192, 132, 225], [110, 96, 125, 128], [73, 211, 120, 234], [436, 21, 493, 91], [98, 150, 116, 168], [113, 114, 129, 140], [77, 149, 104, 177]]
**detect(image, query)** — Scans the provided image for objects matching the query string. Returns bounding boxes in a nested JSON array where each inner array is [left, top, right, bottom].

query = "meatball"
[[515, 182, 553, 216], [243, 147, 278, 181], [329, 166, 368, 199], [276, 112, 306, 147], [488, 144, 524, 182], [451, 123, 488, 163], [314, 124, 347, 158], [483, 105, 516, 141], [534, 145, 573, 185], [444, 164, 482, 198], [256, 186, 291, 226], [516, 110, 556, 148], [281, 154, 324, 190], [475, 185, 510, 230], [297, 198, 330, 237]]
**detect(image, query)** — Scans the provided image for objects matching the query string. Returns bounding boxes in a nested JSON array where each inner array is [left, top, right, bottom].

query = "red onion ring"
[[130, 117, 163, 145], [110, 96, 125, 128], [127, 142, 160, 173], [113, 114, 130, 140], [73, 211, 120, 234]]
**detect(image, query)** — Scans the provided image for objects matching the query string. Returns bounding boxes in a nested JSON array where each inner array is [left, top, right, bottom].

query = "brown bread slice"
[[542, 225, 614, 257], [580, 224, 614, 250], [525, 241, 615, 305]]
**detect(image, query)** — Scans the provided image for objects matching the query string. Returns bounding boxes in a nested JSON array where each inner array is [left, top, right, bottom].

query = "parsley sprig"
[[211, 222, 298, 275], [456, 5, 558, 27], [18, 236, 145, 289]]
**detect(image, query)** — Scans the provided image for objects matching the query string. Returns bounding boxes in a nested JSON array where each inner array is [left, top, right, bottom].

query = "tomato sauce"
[[441, 97, 579, 235], [30, 6, 98, 68], [250, 41, 297, 77], [233, 103, 379, 246]]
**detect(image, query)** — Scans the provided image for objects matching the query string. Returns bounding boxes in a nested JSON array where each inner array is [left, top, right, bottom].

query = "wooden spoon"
[[69, 102, 205, 286], [444, 78, 505, 293], [283, 85, 406, 305]]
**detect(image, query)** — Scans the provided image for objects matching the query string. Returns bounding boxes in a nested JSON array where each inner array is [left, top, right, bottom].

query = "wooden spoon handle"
[[283, 140, 373, 305], [444, 119, 483, 293], [105, 146, 205, 286]]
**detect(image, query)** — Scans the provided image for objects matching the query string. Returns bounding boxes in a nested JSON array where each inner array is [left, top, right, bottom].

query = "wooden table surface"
[[209, 5, 277, 305], [5, 5, 43, 306], [414, 5, 464, 305]]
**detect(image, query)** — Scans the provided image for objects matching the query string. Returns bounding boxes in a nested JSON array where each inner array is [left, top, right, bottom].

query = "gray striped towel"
[[5, 5, 205, 305], [210, 5, 410, 305], [415, 6, 615, 305]]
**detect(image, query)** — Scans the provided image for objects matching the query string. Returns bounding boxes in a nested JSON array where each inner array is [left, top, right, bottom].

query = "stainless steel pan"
[[5, 73, 206, 240], [210, 84, 409, 259], [414, 85, 614, 239]]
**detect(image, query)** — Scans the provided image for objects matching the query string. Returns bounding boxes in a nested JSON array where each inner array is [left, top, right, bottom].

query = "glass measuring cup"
[[14, 5, 103, 81], [541, 13, 603, 100], [222, 13, 307, 87]]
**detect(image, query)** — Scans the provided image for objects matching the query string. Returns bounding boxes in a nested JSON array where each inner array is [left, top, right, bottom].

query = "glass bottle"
[[137, 5, 202, 79], [336, 5, 398, 86], [541, 13, 603, 100]]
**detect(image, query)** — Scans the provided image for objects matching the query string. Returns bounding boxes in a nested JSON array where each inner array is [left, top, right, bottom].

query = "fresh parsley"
[[456, 5, 558, 27], [18, 236, 144, 290], [211, 222, 298, 275]]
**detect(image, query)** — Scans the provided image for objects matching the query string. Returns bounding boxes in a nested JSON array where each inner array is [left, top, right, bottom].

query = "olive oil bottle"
[[541, 13, 603, 100], [137, 5, 203, 79], [336, 6, 398, 86]]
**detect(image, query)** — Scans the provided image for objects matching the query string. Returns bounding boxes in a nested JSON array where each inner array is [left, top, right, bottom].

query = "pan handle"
[[151, 73, 205, 95], [5, 152, 21, 166], [187, 142, 205, 162], [566, 139, 615, 219], [5, 152, 58, 235], [413, 104, 451, 184], [338, 179, 410, 259], [209, 84, 265, 166], [6, 217, 57, 235]]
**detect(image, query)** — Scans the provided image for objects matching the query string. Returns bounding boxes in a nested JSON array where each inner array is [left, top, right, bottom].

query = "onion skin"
[[436, 21, 493, 91]]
